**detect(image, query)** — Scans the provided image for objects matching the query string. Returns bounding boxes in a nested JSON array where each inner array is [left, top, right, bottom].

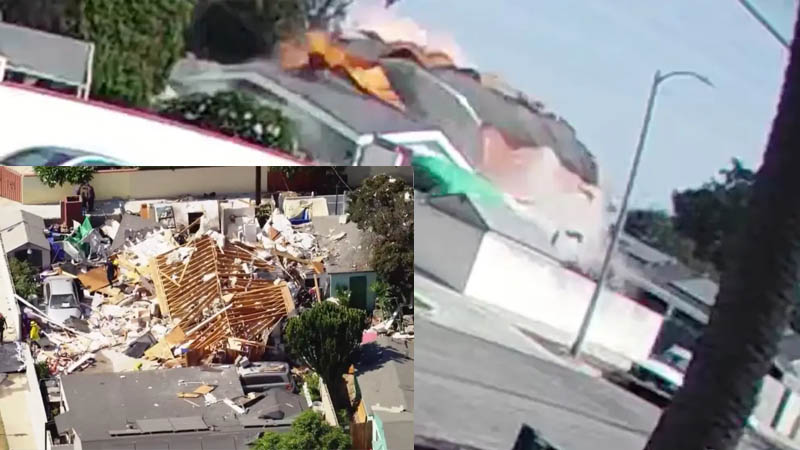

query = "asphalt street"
[[415, 272, 784, 450]]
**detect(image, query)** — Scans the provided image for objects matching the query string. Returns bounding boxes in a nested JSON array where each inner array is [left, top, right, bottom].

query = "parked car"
[[238, 361, 296, 394], [628, 345, 692, 397], [42, 276, 83, 325]]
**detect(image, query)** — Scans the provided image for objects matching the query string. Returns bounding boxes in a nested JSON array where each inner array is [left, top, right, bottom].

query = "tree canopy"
[[284, 302, 365, 386], [624, 158, 755, 279], [251, 409, 350, 450], [348, 174, 413, 307], [34, 167, 95, 188]]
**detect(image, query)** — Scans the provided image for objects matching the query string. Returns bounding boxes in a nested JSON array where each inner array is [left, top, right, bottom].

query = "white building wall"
[[464, 231, 663, 366]]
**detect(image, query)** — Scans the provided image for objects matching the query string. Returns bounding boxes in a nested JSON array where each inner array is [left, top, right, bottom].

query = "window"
[[249, 375, 285, 385], [49, 294, 78, 309]]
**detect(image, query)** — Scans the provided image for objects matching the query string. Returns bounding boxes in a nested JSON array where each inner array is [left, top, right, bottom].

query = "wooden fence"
[[0, 166, 21, 202], [351, 420, 373, 450]]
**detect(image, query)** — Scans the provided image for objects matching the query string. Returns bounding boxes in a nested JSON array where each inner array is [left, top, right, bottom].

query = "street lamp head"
[[695, 74, 714, 88], [657, 70, 714, 88]]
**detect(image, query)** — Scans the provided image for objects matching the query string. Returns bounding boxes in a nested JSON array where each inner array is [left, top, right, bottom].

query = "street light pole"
[[569, 70, 713, 358], [737, 0, 790, 49]]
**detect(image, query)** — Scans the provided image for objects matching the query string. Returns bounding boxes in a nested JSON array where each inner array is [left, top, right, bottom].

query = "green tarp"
[[412, 156, 505, 206], [65, 217, 92, 254]]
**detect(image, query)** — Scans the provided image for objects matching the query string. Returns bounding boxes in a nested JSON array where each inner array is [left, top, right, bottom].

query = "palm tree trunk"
[[645, 10, 800, 450]]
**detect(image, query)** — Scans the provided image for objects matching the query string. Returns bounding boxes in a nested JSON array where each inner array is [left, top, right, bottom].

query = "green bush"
[[157, 91, 299, 156], [79, 0, 194, 106], [9, 258, 40, 300], [305, 372, 321, 402], [251, 409, 350, 450]]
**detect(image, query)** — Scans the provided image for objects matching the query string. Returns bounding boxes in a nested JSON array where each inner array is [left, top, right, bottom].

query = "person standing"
[[29, 320, 40, 350], [0, 313, 6, 345], [106, 256, 118, 287], [76, 182, 95, 214]]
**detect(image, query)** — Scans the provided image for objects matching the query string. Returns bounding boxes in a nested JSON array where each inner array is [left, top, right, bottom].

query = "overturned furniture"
[[150, 235, 294, 365]]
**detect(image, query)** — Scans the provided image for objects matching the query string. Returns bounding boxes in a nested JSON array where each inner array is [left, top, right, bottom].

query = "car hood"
[[636, 359, 685, 387], [47, 307, 81, 325]]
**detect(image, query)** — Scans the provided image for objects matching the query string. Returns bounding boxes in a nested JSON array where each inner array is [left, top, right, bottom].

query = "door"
[[350, 276, 367, 310]]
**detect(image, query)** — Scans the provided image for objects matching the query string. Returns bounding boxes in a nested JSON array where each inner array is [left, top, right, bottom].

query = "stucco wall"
[[21, 167, 270, 205], [413, 200, 483, 293], [464, 232, 664, 364], [754, 376, 789, 430], [0, 238, 21, 341], [330, 271, 378, 312]]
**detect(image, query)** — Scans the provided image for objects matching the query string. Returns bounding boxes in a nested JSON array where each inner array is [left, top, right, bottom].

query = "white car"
[[42, 276, 83, 325], [0, 83, 307, 166], [629, 345, 692, 396]]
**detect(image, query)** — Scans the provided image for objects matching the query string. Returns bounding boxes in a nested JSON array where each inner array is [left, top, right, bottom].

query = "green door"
[[350, 276, 367, 310]]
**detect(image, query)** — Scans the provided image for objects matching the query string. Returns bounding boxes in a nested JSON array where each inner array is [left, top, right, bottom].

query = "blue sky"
[[391, 0, 793, 209]]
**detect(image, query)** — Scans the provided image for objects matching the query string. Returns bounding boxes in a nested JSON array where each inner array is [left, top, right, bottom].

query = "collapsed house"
[[148, 235, 295, 365], [29, 203, 332, 376]]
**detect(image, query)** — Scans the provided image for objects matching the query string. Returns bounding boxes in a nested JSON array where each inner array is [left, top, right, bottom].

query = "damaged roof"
[[0, 208, 49, 253], [311, 215, 374, 274], [170, 58, 432, 135], [55, 366, 305, 447], [425, 194, 557, 260], [431, 67, 598, 185]]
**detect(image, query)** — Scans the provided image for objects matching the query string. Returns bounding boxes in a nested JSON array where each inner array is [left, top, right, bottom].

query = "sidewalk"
[[0, 373, 36, 450], [414, 272, 601, 377]]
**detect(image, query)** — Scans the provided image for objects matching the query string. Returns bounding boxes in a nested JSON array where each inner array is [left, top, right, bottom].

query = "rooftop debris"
[[27, 202, 348, 377]]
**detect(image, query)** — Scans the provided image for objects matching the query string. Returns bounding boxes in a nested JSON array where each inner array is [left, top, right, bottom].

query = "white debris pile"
[[258, 211, 320, 259], [38, 292, 172, 375], [123, 229, 178, 268]]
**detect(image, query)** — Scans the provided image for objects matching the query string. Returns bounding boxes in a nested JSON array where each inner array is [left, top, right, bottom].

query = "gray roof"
[[0, 209, 49, 252], [56, 366, 306, 445], [170, 58, 432, 135], [380, 58, 482, 161], [311, 215, 374, 274], [431, 67, 598, 184], [426, 194, 557, 260], [668, 277, 719, 307], [0, 22, 92, 86], [356, 336, 414, 450], [110, 214, 161, 252], [618, 234, 678, 266]]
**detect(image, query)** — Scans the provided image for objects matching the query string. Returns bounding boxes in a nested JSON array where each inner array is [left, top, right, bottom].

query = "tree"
[[33, 167, 95, 188], [252, 409, 350, 450], [645, 7, 800, 450], [9, 258, 40, 300], [348, 174, 413, 303], [0, 0, 82, 37], [284, 302, 365, 387], [156, 91, 300, 157], [187, 0, 305, 63], [79, 0, 194, 106], [671, 158, 755, 273]]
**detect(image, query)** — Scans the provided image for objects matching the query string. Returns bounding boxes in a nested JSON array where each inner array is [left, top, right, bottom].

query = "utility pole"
[[255, 166, 262, 206], [569, 70, 713, 358], [737, 0, 790, 49]]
